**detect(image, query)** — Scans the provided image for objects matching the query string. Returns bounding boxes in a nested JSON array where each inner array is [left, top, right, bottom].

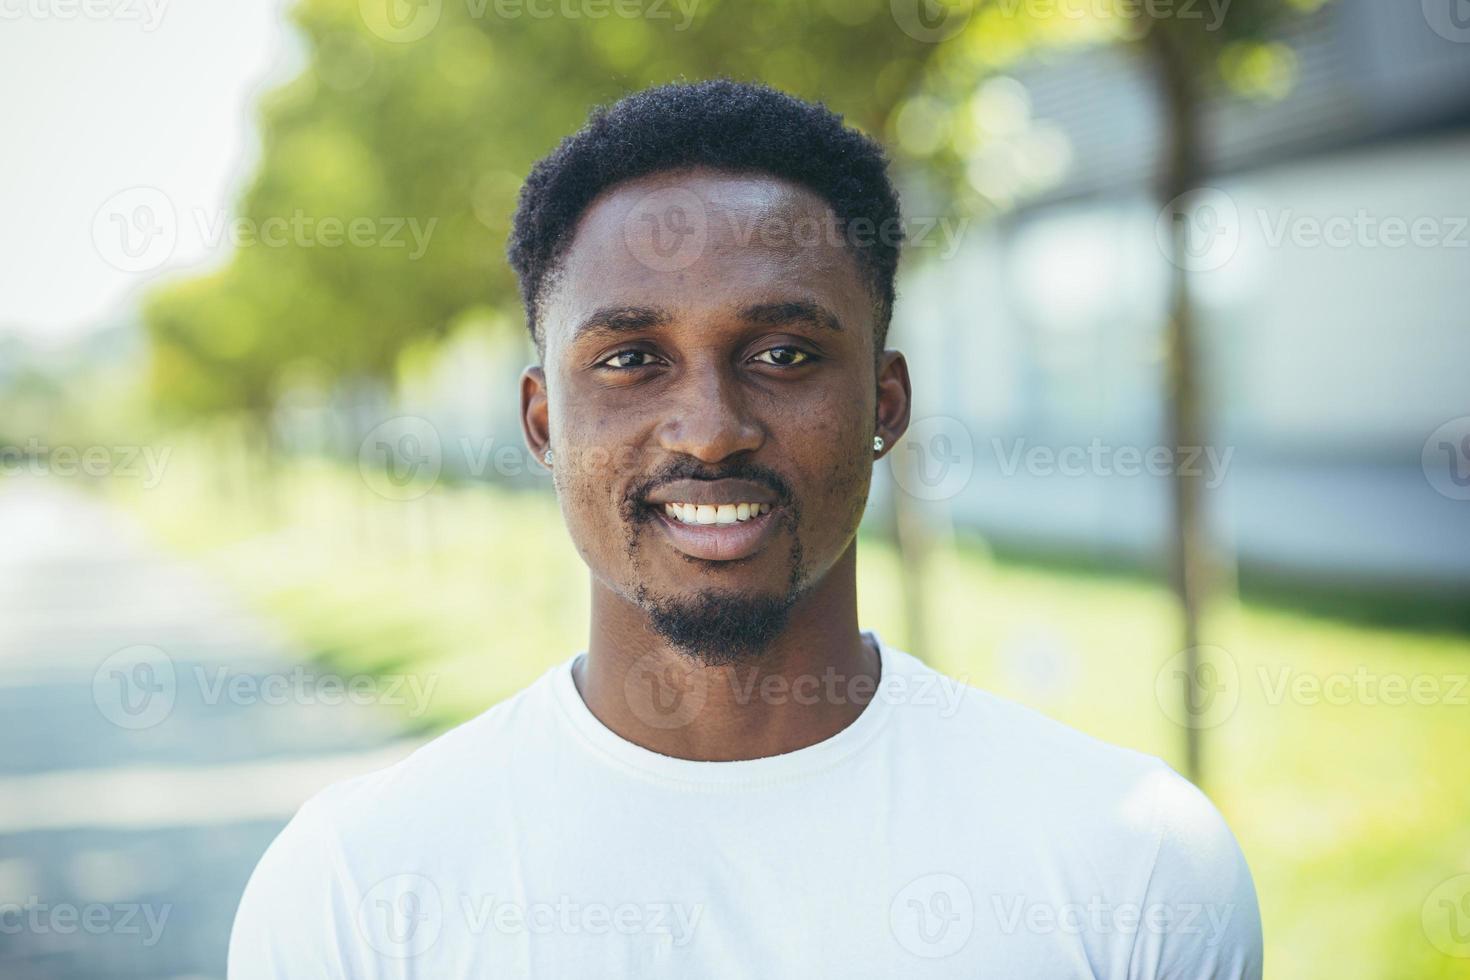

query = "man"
[[229, 79, 1261, 978]]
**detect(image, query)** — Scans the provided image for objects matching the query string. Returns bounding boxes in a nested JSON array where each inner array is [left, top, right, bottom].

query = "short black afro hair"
[[507, 78, 904, 352]]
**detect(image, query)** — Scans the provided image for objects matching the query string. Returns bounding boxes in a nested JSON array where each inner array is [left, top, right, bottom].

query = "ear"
[[520, 365, 551, 469], [873, 349, 911, 459]]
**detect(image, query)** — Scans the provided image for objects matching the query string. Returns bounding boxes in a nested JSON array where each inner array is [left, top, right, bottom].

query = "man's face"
[[521, 167, 909, 661]]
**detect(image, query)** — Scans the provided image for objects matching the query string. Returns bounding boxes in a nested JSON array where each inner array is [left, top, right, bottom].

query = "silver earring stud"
[[872, 435, 885, 453], [543, 449, 554, 466]]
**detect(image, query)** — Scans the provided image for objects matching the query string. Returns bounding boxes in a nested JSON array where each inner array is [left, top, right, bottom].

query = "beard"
[[634, 580, 799, 666]]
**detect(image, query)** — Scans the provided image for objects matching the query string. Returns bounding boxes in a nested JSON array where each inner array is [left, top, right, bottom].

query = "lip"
[[649, 504, 780, 562], [644, 478, 778, 508]]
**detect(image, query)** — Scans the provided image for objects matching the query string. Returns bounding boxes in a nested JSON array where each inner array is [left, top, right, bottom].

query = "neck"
[[576, 544, 879, 761]]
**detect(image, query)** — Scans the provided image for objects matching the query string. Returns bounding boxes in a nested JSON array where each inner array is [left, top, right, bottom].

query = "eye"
[[599, 350, 663, 369], [751, 346, 814, 367]]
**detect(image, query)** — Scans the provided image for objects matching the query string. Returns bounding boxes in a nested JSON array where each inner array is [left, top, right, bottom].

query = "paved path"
[[0, 478, 416, 980]]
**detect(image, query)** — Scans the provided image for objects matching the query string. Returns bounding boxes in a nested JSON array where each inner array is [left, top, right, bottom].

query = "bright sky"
[[0, 0, 297, 343]]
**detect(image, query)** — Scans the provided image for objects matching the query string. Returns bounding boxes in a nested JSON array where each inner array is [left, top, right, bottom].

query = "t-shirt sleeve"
[[228, 798, 358, 980], [1128, 764, 1263, 980]]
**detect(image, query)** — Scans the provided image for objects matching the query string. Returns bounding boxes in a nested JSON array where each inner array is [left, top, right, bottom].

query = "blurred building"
[[894, 0, 1470, 593]]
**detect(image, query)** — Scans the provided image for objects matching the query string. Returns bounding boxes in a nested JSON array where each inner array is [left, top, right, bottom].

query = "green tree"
[[143, 0, 950, 416]]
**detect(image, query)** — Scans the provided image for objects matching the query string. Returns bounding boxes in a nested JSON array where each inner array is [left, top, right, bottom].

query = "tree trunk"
[[892, 479, 931, 661], [1147, 22, 1209, 786]]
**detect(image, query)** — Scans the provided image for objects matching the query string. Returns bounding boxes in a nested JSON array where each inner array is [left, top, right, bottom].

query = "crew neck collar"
[[550, 631, 899, 788]]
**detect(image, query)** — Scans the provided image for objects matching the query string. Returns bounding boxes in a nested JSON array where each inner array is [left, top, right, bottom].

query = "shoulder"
[[881, 648, 1261, 976], [882, 646, 1165, 792], [300, 660, 560, 828], [886, 647, 1249, 850], [228, 664, 564, 977]]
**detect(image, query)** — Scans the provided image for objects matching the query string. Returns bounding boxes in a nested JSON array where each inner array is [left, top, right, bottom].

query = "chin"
[[632, 584, 796, 665]]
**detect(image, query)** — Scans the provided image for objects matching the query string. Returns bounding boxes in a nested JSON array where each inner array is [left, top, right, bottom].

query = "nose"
[[654, 364, 764, 463]]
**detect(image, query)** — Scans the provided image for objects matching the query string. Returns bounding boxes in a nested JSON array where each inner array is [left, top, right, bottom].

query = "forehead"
[[541, 168, 874, 354]]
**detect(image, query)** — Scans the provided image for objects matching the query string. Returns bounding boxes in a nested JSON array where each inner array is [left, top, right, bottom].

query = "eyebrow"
[[571, 305, 672, 342], [738, 300, 844, 333], [569, 299, 844, 344]]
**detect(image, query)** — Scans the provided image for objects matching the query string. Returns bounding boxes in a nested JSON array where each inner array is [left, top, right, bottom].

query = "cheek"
[[783, 392, 873, 540], [549, 396, 654, 560]]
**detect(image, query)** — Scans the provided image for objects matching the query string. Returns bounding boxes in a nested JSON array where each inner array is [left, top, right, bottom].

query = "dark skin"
[[520, 167, 912, 761]]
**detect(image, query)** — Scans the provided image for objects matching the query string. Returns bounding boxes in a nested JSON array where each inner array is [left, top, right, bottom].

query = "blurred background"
[[2, 0, 1468, 976]]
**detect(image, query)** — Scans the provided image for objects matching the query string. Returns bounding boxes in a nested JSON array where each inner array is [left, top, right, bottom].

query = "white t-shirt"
[[229, 635, 1262, 979]]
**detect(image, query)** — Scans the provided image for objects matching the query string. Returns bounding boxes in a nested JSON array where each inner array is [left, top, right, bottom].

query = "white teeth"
[[662, 502, 771, 525]]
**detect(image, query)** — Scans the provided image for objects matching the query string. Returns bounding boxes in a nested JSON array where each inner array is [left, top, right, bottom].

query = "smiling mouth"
[[660, 502, 771, 525], [646, 501, 781, 562]]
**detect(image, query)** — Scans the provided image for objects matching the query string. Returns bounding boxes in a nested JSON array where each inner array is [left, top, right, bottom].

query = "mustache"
[[625, 457, 795, 512]]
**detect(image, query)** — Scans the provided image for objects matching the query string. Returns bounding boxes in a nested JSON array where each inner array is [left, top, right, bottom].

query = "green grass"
[[109, 446, 1470, 980]]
